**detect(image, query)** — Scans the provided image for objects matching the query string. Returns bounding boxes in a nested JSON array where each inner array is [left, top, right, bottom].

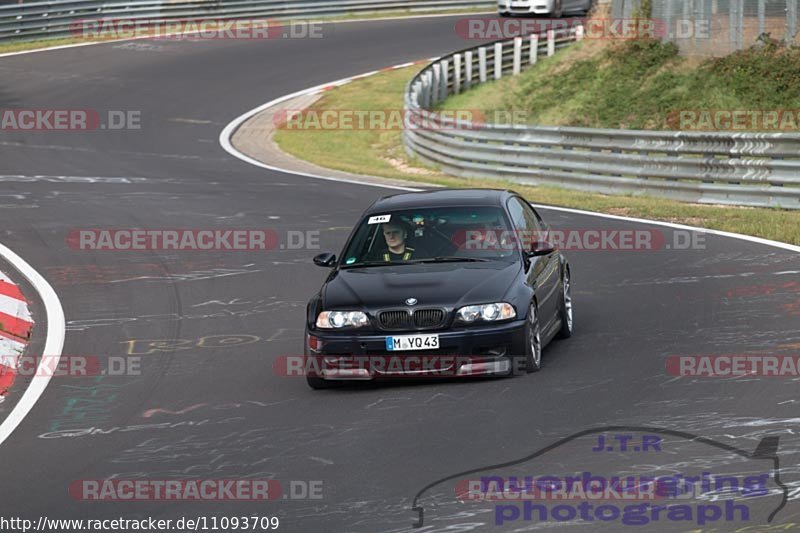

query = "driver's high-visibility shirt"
[[383, 246, 415, 262]]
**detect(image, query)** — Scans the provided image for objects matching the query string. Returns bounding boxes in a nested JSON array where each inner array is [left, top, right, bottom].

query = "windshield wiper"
[[340, 260, 419, 269], [341, 256, 492, 268], [340, 261, 388, 269], [408, 256, 491, 264]]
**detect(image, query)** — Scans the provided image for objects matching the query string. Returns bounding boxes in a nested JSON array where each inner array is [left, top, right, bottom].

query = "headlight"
[[455, 303, 516, 323], [316, 311, 369, 329]]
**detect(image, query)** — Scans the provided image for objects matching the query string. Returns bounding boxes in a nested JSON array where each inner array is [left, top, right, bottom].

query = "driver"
[[380, 221, 415, 262]]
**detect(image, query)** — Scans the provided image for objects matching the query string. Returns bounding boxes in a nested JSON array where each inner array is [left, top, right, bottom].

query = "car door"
[[507, 197, 560, 330]]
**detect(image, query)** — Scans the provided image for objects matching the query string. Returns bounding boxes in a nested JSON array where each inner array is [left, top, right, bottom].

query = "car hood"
[[322, 261, 521, 310]]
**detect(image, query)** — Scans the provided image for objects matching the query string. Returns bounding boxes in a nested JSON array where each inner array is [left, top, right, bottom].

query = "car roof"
[[365, 189, 517, 214]]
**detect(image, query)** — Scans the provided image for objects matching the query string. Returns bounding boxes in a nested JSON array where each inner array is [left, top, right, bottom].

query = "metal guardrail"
[[403, 30, 800, 209], [0, 0, 491, 42]]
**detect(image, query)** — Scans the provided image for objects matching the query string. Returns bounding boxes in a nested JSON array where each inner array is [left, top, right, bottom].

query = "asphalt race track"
[[1, 14, 800, 532]]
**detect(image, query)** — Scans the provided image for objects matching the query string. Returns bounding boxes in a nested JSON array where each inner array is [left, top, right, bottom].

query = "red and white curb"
[[0, 242, 64, 447], [0, 271, 34, 400]]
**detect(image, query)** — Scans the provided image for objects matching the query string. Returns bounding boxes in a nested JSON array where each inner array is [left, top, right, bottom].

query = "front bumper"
[[306, 320, 527, 381], [498, 0, 553, 15]]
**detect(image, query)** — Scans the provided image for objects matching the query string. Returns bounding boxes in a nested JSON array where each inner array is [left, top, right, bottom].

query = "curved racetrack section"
[[1, 15, 799, 531]]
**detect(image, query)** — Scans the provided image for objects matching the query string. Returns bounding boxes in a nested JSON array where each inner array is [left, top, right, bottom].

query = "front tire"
[[524, 302, 543, 372], [557, 266, 573, 339], [551, 0, 563, 18], [307, 376, 335, 389]]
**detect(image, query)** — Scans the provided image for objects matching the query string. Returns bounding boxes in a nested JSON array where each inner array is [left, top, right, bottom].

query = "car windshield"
[[340, 206, 518, 267]]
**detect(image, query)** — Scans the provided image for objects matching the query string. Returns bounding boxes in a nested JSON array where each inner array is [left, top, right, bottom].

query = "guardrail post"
[[513, 37, 522, 75], [664, 0, 674, 43], [529, 34, 538, 64], [420, 73, 431, 109], [611, 0, 623, 19], [547, 29, 555, 56], [453, 53, 461, 94], [440, 59, 450, 101], [431, 63, 441, 105], [478, 46, 487, 82], [494, 42, 503, 79], [464, 50, 473, 90], [788, 0, 798, 43], [428, 71, 436, 108], [575, 24, 585, 41], [729, 0, 742, 51]]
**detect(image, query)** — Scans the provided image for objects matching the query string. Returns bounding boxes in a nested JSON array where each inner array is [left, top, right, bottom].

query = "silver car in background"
[[498, 0, 592, 17]]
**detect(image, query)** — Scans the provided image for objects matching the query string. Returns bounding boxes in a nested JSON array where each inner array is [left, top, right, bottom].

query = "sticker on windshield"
[[368, 214, 391, 224]]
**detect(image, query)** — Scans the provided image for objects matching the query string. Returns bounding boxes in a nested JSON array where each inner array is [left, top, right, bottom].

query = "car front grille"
[[413, 308, 445, 328], [379, 310, 411, 330], [378, 308, 446, 330]]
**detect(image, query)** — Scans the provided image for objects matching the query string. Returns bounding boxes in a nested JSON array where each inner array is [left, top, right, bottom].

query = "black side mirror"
[[313, 252, 337, 267], [528, 241, 556, 257]]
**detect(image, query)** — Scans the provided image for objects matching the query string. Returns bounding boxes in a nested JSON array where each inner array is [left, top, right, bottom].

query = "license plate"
[[386, 334, 439, 351]]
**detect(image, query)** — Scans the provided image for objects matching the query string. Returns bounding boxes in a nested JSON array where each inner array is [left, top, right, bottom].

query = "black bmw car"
[[304, 189, 573, 389]]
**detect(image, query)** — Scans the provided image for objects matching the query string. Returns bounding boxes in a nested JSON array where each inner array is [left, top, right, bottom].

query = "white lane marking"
[[0, 11, 492, 60], [219, 66, 800, 256], [0, 293, 33, 322], [0, 242, 65, 446], [528, 204, 800, 254], [0, 175, 147, 183], [0, 40, 106, 59]]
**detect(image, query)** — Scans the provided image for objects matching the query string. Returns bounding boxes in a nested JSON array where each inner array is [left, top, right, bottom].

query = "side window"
[[521, 202, 544, 233], [507, 197, 543, 231], [508, 197, 547, 251], [532, 205, 548, 229], [506, 198, 528, 231]]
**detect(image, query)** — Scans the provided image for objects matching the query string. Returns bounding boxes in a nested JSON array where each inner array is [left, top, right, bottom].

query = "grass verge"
[[438, 36, 800, 130], [274, 65, 800, 245]]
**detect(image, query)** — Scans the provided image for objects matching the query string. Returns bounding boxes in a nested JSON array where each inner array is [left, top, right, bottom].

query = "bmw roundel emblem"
[[405, 298, 418, 306]]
